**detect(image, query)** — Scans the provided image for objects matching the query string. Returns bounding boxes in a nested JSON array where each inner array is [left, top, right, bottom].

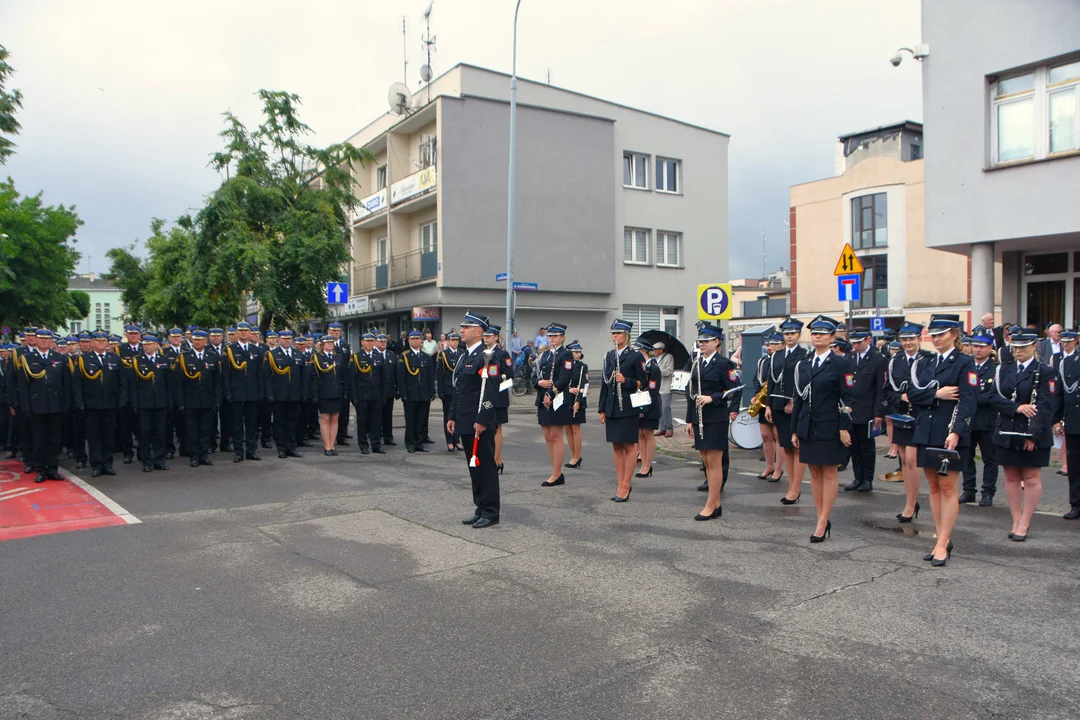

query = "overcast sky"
[[2, 0, 922, 280]]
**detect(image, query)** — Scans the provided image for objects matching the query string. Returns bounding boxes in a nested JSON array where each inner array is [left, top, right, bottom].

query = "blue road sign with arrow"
[[327, 282, 348, 304]]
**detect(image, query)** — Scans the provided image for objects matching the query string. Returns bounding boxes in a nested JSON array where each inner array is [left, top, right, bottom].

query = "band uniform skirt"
[[892, 425, 916, 448], [570, 400, 587, 425], [799, 438, 847, 466], [318, 398, 343, 415], [496, 407, 509, 426], [639, 415, 659, 431], [915, 443, 974, 472], [692, 420, 728, 453], [775, 410, 795, 449], [537, 396, 572, 426], [996, 445, 1051, 469], [605, 415, 639, 444]]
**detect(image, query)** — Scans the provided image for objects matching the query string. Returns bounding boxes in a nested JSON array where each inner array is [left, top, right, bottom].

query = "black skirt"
[[605, 415, 639, 444], [569, 402, 587, 425], [496, 407, 509, 426], [916, 444, 973, 472], [692, 421, 728, 452], [319, 398, 342, 415], [892, 426, 916, 448], [639, 416, 659, 431], [996, 445, 1051, 469], [537, 396, 572, 426], [775, 411, 795, 449], [799, 439, 847, 466]]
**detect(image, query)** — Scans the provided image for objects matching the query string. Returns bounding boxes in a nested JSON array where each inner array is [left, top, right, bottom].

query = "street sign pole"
[[846, 300, 852, 341]]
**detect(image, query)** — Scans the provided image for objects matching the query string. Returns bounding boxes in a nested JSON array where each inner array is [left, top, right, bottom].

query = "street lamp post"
[[505, 0, 523, 340]]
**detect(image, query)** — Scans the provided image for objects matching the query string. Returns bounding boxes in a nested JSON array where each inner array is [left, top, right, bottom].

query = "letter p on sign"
[[697, 284, 733, 320]]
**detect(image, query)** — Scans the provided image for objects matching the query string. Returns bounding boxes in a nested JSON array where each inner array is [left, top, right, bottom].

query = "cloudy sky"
[[2, 0, 921, 279]]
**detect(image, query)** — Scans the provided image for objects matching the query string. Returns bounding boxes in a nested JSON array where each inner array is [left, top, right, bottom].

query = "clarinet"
[[1026, 365, 1041, 435], [693, 355, 704, 440], [606, 346, 623, 413]]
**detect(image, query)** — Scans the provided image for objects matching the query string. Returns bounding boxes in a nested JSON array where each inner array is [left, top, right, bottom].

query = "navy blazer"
[[791, 352, 855, 441], [767, 345, 807, 413], [906, 349, 977, 447], [449, 344, 500, 430], [989, 360, 1062, 451], [1059, 353, 1080, 431], [683, 352, 741, 427], [598, 346, 649, 418], [970, 358, 999, 433], [847, 348, 887, 424]]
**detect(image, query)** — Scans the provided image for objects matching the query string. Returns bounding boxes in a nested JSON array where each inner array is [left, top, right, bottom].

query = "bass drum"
[[729, 410, 763, 450]]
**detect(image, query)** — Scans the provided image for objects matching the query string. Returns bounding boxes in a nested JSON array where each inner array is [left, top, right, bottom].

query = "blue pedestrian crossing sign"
[[871, 317, 885, 332], [327, 282, 349, 304], [837, 274, 861, 302]]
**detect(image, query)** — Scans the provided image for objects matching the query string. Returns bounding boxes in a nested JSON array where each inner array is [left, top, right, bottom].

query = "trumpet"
[[748, 381, 768, 418]]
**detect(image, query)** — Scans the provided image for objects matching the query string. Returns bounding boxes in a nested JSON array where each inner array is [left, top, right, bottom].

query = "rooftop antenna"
[[421, 0, 436, 102], [547, 68, 551, 85], [402, 16, 408, 86], [761, 225, 767, 280]]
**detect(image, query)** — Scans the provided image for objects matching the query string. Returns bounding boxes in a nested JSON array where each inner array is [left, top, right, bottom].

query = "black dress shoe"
[[166, 451, 175, 460], [286, 450, 303, 458], [336, 439, 350, 446], [472, 517, 499, 529], [154, 462, 168, 471], [541, 474, 565, 487], [384, 440, 397, 446], [75, 460, 86, 470], [299, 441, 314, 448], [278, 451, 287, 459], [234, 454, 244, 463], [422, 438, 436, 444], [91, 467, 102, 477], [693, 506, 722, 521], [696, 481, 709, 492], [261, 440, 273, 449], [855, 481, 873, 493], [246, 453, 261, 461], [143, 464, 152, 472], [34, 473, 46, 483], [842, 479, 860, 491], [461, 515, 481, 525], [200, 457, 214, 466], [406, 447, 416, 454], [324, 450, 334, 457], [1064, 508, 1080, 520], [221, 443, 233, 453], [979, 494, 993, 507], [23, 464, 34, 474], [191, 459, 200, 468], [415, 446, 429, 453], [123, 454, 133, 464], [4, 451, 16, 459], [345, 433, 354, 439], [102, 467, 116, 476], [330, 449, 338, 456], [371, 448, 386, 454], [958, 490, 976, 504], [360, 447, 370, 455]]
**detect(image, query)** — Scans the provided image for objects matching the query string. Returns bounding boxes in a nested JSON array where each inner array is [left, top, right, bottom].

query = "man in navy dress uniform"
[[842, 329, 886, 493]]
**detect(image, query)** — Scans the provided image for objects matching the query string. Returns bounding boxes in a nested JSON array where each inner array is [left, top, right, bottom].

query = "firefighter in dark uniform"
[[375, 333, 398, 446], [206, 328, 232, 453], [128, 334, 173, 472], [263, 329, 306, 459], [0, 344, 11, 457], [398, 330, 435, 453], [961, 326, 1000, 506], [57, 337, 77, 461], [70, 332, 92, 468], [765, 317, 808, 506], [841, 329, 886, 494], [161, 327, 188, 459], [326, 322, 352, 446], [22, 329, 69, 482], [484, 324, 512, 472], [73, 331, 126, 477], [116, 324, 143, 463], [436, 332, 463, 452], [450, 311, 503, 528], [259, 330, 277, 449], [8, 330, 36, 471], [171, 329, 222, 467], [296, 335, 317, 447], [348, 331, 384, 455], [223, 321, 264, 462], [1059, 327, 1080, 520]]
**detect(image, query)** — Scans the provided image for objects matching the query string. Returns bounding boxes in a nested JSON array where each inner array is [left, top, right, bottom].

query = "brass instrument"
[[748, 381, 768, 418]]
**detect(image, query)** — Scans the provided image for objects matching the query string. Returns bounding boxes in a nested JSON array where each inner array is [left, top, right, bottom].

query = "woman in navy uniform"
[[435, 332, 463, 452], [884, 321, 929, 523], [906, 314, 977, 566], [535, 322, 572, 487], [684, 323, 740, 520], [1059, 327, 1080, 520], [755, 333, 785, 481], [765, 318, 807, 506], [790, 316, 854, 541], [635, 337, 662, 478], [598, 319, 648, 502], [483, 324, 512, 473], [961, 327, 1000, 506], [988, 329, 1062, 541], [310, 335, 348, 456], [563, 341, 587, 469]]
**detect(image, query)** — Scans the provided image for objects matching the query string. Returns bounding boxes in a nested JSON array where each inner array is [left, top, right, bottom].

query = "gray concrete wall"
[[921, 0, 1080, 251], [438, 96, 616, 294]]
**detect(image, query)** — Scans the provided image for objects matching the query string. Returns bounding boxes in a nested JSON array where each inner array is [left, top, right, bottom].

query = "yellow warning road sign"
[[833, 243, 864, 276]]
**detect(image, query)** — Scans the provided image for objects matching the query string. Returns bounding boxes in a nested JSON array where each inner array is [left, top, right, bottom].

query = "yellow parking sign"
[[697, 284, 732, 320]]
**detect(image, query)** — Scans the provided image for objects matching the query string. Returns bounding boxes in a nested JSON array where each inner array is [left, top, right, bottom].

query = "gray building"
[[334, 63, 729, 357], [921, 0, 1080, 330]]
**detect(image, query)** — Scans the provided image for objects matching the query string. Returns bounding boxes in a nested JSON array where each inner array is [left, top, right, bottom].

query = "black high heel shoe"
[[931, 543, 954, 567], [541, 474, 565, 487], [780, 494, 801, 505], [635, 467, 653, 478], [767, 470, 783, 483], [810, 520, 832, 543], [897, 501, 921, 523], [693, 505, 722, 521], [564, 458, 583, 468], [756, 469, 775, 479], [923, 540, 953, 562], [611, 487, 632, 502], [497, 463, 504, 474]]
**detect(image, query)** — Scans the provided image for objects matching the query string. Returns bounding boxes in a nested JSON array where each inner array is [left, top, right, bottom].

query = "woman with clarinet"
[[563, 341, 588, 469], [598, 319, 648, 502], [635, 336, 662, 478]]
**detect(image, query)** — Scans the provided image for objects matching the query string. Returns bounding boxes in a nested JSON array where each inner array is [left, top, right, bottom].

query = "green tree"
[[141, 217, 213, 327], [69, 289, 90, 319], [198, 90, 372, 331], [0, 178, 81, 328], [0, 44, 22, 165], [104, 244, 149, 323]]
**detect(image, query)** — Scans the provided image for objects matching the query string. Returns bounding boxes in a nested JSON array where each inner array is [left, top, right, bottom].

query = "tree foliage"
[[69, 290, 91, 319], [106, 90, 371, 331], [0, 178, 82, 328], [0, 44, 22, 165]]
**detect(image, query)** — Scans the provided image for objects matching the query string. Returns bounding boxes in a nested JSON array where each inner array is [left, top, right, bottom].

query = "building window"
[[377, 237, 388, 266], [103, 304, 111, 331], [991, 58, 1080, 165], [655, 231, 681, 267], [621, 304, 662, 332], [656, 157, 680, 193], [419, 135, 437, 169], [623, 227, 650, 264], [70, 321, 82, 334], [622, 152, 648, 189], [851, 193, 887, 249], [661, 307, 680, 338], [854, 255, 887, 309], [377, 166, 387, 190], [421, 221, 437, 253]]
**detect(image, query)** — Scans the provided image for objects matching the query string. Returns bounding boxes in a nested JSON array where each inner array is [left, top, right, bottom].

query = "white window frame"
[[661, 307, 680, 339], [655, 157, 681, 194], [419, 135, 437, 169], [421, 221, 437, 253], [655, 231, 682, 268], [990, 58, 1080, 166], [377, 236, 389, 266], [623, 227, 650, 265], [622, 152, 649, 190], [377, 165, 387, 190], [1020, 251, 1077, 329]]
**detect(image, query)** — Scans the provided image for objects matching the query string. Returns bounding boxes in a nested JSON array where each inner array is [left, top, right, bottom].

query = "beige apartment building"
[[790, 121, 1001, 335]]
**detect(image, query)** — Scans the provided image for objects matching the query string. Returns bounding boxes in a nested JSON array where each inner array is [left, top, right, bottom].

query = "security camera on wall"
[[890, 54, 903, 67]]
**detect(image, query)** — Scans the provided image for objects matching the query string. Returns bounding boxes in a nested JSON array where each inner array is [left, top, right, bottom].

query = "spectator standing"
[[422, 329, 438, 356], [653, 342, 675, 437], [510, 330, 524, 362], [533, 326, 547, 349]]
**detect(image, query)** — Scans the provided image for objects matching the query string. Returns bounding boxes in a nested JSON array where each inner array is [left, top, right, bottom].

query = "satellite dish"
[[388, 82, 411, 115], [420, 64, 433, 82]]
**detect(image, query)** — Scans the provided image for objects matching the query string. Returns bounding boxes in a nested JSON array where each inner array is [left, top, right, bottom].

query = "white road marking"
[[0, 487, 44, 501], [59, 469, 142, 525]]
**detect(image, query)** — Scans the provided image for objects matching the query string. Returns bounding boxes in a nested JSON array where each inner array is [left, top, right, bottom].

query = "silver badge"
[[482, 401, 493, 409]]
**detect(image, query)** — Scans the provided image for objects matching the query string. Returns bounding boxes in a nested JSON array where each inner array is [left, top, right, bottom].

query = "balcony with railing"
[[351, 244, 438, 295]]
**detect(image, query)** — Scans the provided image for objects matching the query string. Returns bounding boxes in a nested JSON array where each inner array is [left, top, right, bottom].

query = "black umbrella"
[[639, 330, 689, 369]]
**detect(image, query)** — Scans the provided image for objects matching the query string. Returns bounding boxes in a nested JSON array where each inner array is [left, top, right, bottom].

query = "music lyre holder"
[[925, 447, 960, 476]]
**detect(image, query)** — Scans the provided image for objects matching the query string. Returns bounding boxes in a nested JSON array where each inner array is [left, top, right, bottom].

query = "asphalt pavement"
[[2, 398, 1079, 719]]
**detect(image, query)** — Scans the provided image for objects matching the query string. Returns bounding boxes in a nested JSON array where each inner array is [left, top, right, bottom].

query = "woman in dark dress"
[[765, 318, 808, 508], [685, 323, 741, 521], [534, 323, 572, 487], [906, 314, 977, 566], [755, 334, 785, 481], [790, 315, 854, 541], [885, 322, 929, 522], [635, 337, 662, 478], [989, 329, 1062, 542], [563, 342, 588, 469], [598, 319, 648, 502], [310, 335, 347, 456]]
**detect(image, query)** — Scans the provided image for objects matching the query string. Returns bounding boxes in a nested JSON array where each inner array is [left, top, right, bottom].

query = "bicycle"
[[512, 364, 532, 397]]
